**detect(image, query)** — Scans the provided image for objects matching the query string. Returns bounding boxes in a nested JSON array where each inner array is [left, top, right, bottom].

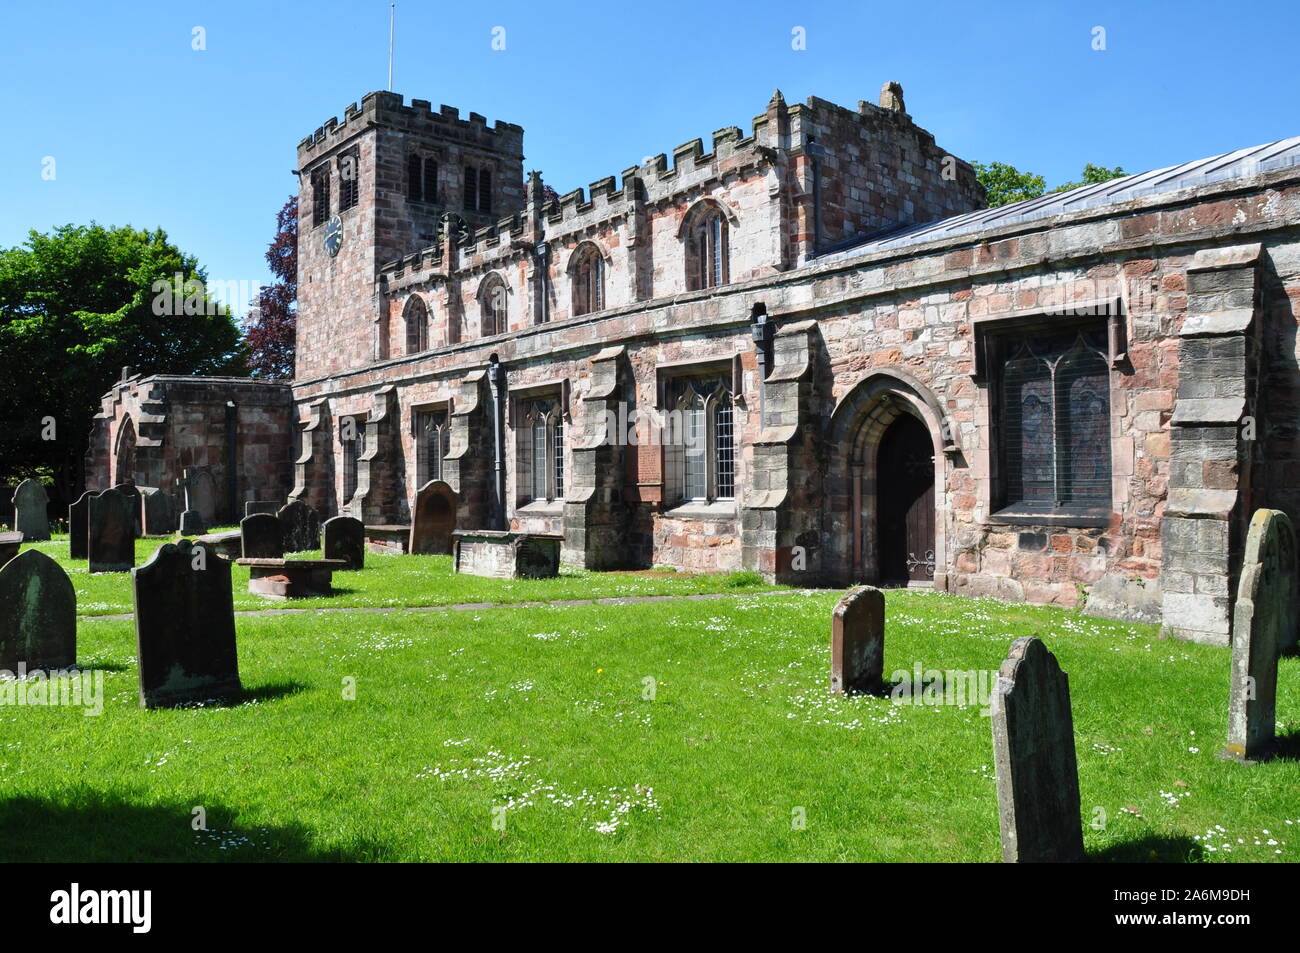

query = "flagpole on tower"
[[387, 3, 395, 91]]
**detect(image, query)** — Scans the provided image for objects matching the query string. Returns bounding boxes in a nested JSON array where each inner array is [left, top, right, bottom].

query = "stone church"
[[85, 83, 1300, 645]]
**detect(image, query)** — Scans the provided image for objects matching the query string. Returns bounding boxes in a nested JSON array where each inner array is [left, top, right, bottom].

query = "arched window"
[[403, 296, 429, 354], [683, 201, 729, 291], [414, 407, 452, 485], [519, 397, 565, 503], [478, 274, 508, 337], [570, 243, 605, 317], [668, 377, 735, 503]]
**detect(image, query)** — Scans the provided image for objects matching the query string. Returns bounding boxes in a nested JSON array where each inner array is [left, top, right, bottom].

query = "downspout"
[[224, 400, 238, 523], [750, 302, 774, 427], [488, 355, 507, 530]]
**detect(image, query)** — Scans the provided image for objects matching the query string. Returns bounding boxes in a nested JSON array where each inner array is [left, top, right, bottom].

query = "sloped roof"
[[821, 135, 1300, 261]]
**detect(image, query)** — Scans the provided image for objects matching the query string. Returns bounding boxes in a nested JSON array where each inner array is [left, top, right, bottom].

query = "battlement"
[[297, 90, 525, 163]]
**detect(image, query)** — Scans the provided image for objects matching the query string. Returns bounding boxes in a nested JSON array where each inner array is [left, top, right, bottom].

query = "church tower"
[[294, 91, 525, 380]]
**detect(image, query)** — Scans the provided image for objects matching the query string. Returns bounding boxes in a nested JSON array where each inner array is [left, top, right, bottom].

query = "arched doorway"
[[824, 370, 951, 589], [876, 413, 936, 585], [114, 416, 137, 486]]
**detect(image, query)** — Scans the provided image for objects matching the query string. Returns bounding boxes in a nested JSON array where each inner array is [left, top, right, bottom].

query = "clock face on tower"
[[324, 215, 343, 257]]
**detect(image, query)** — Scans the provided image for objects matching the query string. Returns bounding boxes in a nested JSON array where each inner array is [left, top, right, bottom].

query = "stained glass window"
[[997, 326, 1111, 514]]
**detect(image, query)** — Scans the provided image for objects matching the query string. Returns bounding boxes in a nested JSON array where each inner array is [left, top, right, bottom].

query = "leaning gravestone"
[[88, 487, 136, 573], [68, 491, 93, 559], [323, 515, 364, 570], [140, 487, 178, 536], [112, 482, 142, 537], [240, 513, 284, 559], [12, 479, 50, 542], [278, 500, 320, 553], [410, 480, 457, 555], [991, 637, 1085, 863], [0, 549, 76, 671], [830, 585, 885, 694], [133, 539, 241, 708], [1224, 509, 1297, 762]]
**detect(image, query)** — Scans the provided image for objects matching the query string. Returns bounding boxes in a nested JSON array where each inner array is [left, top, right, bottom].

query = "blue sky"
[[3, 0, 1298, 315]]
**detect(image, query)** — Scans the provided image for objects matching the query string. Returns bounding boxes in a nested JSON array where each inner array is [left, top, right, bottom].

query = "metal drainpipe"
[[224, 400, 238, 523], [806, 139, 825, 258], [750, 303, 773, 428], [488, 356, 507, 529]]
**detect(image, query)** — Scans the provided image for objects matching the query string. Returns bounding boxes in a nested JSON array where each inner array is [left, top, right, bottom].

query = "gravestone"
[[68, 491, 92, 559], [140, 487, 178, 536], [0, 531, 21, 568], [991, 637, 1085, 863], [181, 467, 218, 527], [829, 585, 885, 694], [277, 500, 320, 553], [112, 482, 142, 537], [240, 513, 284, 559], [12, 479, 50, 542], [410, 481, 456, 555], [133, 539, 241, 708], [245, 500, 280, 517], [87, 488, 136, 573], [1224, 509, 1297, 762], [0, 549, 76, 671], [323, 515, 364, 570], [179, 509, 207, 536]]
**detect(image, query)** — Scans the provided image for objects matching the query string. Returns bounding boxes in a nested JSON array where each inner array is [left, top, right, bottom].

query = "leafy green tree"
[[0, 223, 245, 500], [971, 160, 1046, 208], [1050, 163, 1128, 194]]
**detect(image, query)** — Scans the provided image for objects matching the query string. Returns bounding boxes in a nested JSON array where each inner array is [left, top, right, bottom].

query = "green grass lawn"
[[2, 539, 1297, 862], [30, 534, 773, 616]]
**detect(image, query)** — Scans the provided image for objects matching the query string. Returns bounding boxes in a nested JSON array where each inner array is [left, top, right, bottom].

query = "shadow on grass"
[[1265, 729, 1300, 761], [1090, 835, 1203, 863], [0, 792, 382, 861], [226, 681, 309, 706]]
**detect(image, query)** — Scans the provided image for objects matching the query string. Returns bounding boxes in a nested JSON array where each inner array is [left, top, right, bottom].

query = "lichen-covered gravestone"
[[277, 500, 320, 553], [240, 513, 284, 559], [140, 487, 178, 536], [68, 491, 93, 559], [0, 549, 76, 671], [132, 540, 241, 708], [991, 637, 1085, 863], [182, 467, 218, 527], [323, 515, 364, 570], [88, 487, 136, 573], [829, 585, 885, 694], [12, 479, 50, 542], [1224, 509, 1297, 762], [409, 480, 456, 555]]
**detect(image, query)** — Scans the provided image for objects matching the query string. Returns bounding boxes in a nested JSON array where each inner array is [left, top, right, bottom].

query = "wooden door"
[[876, 413, 936, 584]]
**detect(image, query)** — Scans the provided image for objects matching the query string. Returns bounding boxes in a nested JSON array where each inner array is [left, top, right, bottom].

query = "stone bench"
[[452, 530, 561, 579], [236, 557, 348, 599], [365, 524, 411, 555], [195, 530, 242, 560]]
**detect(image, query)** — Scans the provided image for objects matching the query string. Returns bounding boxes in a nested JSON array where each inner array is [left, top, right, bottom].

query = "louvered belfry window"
[[311, 166, 330, 226], [339, 153, 359, 211], [998, 326, 1111, 515], [407, 154, 423, 199]]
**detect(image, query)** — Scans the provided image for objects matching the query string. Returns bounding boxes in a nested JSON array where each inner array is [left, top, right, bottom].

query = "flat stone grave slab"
[[237, 557, 348, 599], [453, 530, 561, 579], [195, 530, 242, 561], [365, 524, 410, 555], [0, 531, 22, 569]]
